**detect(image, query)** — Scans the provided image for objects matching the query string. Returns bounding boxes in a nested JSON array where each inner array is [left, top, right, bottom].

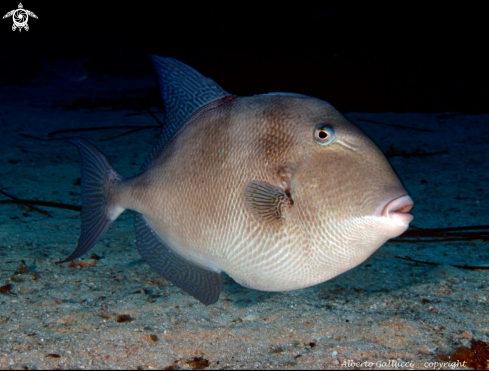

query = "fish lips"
[[381, 194, 414, 225]]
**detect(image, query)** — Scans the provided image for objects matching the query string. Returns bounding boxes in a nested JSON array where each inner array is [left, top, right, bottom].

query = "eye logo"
[[3, 3, 38, 32]]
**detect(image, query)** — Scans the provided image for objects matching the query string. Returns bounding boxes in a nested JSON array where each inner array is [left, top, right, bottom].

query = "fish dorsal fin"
[[134, 214, 223, 305], [244, 181, 292, 222], [141, 56, 232, 171]]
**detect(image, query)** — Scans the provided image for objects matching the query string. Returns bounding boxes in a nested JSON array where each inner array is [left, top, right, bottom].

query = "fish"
[[59, 55, 414, 305]]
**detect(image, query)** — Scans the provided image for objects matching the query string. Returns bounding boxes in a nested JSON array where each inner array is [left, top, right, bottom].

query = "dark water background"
[[1, 3, 488, 113]]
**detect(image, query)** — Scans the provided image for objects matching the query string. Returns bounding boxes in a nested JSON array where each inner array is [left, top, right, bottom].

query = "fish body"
[[60, 56, 413, 304]]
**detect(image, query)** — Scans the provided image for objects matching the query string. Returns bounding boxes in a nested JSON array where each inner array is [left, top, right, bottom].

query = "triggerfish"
[[59, 56, 414, 305]]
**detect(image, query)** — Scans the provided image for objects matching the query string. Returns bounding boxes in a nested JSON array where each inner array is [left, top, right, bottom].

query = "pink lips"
[[382, 195, 414, 224]]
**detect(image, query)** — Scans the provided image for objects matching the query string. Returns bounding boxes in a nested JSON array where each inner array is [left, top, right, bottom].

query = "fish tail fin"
[[59, 137, 125, 263]]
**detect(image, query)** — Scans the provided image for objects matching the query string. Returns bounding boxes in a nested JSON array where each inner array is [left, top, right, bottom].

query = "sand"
[[0, 75, 488, 370]]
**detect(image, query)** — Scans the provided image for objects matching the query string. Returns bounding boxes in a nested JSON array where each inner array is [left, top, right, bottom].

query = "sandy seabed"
[[0, 76, 488, 370]]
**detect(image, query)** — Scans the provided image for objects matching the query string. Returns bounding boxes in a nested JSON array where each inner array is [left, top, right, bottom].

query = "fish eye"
[[314, 125, 335, 145]]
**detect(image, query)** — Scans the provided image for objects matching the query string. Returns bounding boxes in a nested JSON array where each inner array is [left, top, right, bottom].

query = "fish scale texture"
[[119, 93, 409, 292], [135, 214, 223, 305], [142, 56, 229, 172]]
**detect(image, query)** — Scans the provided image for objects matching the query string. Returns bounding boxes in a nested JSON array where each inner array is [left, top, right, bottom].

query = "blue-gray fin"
[[58, 137, 124, 263], [244, 181, 292, 222], [134, 213, 223, 305], [141, 56, 233, 171]]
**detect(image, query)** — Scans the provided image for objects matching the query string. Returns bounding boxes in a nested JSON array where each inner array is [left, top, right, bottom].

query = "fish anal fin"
[[135, 214, 223, 305], [245, 181, 292, 222]]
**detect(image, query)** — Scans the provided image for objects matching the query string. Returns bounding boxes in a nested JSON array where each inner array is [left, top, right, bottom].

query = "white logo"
[[3, 3, 37, 32]]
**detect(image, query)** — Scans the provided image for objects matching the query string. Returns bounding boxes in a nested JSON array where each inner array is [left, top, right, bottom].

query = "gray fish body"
[[61, 57, 413, 304]]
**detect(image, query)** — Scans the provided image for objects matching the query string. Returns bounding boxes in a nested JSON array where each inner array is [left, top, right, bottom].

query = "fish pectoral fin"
[[134, 214, 223, 305], [244, 181, 292, 222]]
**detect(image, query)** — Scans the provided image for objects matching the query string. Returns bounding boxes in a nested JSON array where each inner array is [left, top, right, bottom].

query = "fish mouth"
[[381, 195, 414, 225]]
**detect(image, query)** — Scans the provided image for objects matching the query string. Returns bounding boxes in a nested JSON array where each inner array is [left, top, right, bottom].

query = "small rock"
[[242, 314, 257, 321]]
